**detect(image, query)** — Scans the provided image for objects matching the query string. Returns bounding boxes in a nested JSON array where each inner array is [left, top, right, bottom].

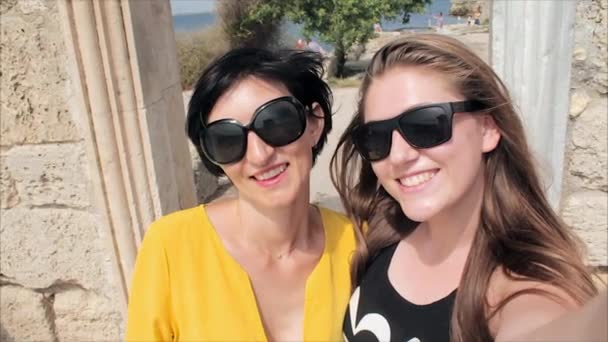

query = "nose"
[[245, 131, 275, 166], [387, 130, 420, 164]]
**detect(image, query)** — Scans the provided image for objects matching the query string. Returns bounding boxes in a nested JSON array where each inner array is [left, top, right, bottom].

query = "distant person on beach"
[[374, 22, 383, 32], [295, 38, 305, 49], [474, 7, 482, 25], [306, 38, 327, 56], [126, 48, 355, 341], [433, 12, 445, 30], [333, 34, 599, 341]]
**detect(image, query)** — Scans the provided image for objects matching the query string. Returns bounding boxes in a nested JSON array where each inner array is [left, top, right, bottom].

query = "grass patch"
[[176, 25, 230, 90], [175, 24, 298, 90]]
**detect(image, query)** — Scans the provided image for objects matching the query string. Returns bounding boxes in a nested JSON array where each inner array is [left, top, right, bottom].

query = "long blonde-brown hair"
[[330, 34, 598, 341]]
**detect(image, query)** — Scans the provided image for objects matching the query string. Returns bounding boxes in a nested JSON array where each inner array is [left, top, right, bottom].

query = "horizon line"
[[172, 11, 215, 16]]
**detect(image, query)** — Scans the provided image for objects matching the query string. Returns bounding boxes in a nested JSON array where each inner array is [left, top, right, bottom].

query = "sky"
[[170, 0, 216, 15]]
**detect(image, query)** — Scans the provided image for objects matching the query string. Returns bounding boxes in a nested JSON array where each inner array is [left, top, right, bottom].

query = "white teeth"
[[256, 164, 287, 181], [399, 171, 436, 187]]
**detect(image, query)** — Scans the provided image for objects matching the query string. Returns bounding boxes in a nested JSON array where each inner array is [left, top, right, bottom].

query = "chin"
[[399, 201, 441, 223], [261, 187, 302, 208]]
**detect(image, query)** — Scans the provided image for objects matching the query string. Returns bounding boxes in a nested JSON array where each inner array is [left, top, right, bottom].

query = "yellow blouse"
[[126, 205, 355, 341]]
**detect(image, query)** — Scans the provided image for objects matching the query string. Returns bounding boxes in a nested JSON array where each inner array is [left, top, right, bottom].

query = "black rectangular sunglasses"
[[352, 100, 486, 162], [199, 96, 308, 165]]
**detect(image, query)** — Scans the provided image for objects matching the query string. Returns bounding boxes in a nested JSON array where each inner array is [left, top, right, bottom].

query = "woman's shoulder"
[[486, 266, 580, 341], [143, 204, 209, 245], [487, 266, 579, 308], [318, 206, 352, 226], [317, 206, 357, 250]]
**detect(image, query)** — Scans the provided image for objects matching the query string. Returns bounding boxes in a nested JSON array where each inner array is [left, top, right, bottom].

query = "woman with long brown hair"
[[331, 34, 598, 341]]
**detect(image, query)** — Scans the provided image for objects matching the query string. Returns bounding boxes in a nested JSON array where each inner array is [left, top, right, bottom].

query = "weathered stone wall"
[[1, 1, 124, 340], [562, 0, 608, 266]]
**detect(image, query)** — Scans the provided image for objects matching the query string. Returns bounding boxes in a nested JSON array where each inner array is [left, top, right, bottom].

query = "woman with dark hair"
[[126, 48, 355, 341], [331, 34, 599, 341]]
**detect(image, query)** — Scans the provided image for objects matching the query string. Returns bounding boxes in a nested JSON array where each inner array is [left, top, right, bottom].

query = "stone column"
[[1, 0, 195, 339], [490, 0, 577, 207], [57, 0, 196, 299]]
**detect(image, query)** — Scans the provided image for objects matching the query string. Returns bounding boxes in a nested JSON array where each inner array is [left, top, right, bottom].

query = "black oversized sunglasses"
[[199, 96, 308, 165], [352, 100, 486, 162]]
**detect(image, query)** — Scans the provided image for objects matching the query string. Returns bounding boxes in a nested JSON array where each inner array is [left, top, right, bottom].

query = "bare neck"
[[234, 192, 318, 257]]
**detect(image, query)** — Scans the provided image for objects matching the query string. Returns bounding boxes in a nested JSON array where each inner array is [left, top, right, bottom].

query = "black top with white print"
[[343, 244, 456, 342]]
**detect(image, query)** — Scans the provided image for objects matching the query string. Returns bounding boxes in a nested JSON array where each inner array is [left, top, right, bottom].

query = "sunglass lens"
[[399, 107, 451, 148], [203, 122, 246, 164], [354, 124, 392, 161], [253, 100, 305, 146]]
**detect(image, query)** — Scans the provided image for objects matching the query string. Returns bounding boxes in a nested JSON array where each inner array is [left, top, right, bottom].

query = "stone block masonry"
[[1, 209, 107, 290], [1, 0, 124, 340], [0, 1, 79, 146], [0, 286, 55, 341], [1, 144, 90, 209], [562, 0, 608, 267]]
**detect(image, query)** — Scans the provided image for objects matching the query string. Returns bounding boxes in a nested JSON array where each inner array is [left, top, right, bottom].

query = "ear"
[[308, 102, 326, 147], [481, 115, 501, 153]]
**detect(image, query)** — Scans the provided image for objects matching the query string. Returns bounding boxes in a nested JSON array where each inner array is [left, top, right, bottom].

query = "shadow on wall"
[[190, 147, 220, 204], [1, 323, 15, 342], [203, 180, 237, 203], [191, 152, 239, 204], [313, 195, 345, 214]]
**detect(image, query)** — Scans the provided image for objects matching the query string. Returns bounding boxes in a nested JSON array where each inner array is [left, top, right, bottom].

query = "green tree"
[[241, 0, 430, 77], [217, 0, 284, 49], [291, 0, 429, 77]]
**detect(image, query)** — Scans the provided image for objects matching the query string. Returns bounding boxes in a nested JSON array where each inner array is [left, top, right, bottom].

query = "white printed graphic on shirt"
[[344, 287, 421, 342]]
